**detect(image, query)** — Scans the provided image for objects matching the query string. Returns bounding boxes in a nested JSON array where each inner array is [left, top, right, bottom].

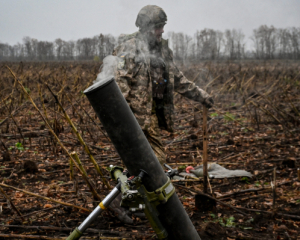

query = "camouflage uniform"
[[112, 7, 212, 165]]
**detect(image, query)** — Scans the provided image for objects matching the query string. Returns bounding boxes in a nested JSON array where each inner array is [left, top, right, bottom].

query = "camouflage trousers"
[[143, 114, 166, 166]]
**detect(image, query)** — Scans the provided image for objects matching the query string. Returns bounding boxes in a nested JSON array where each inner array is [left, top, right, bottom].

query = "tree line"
[[0, 34, 116, 62], [0, 25, 299, 61]]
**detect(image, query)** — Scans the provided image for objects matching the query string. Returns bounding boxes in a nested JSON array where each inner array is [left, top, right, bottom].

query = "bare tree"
[[104, 34, 116, 56], [277, 28, 292, 58], [76, 38, 95, 60], [23, 36, 33, 60], [168, 32, 189, 62], [55, 38, 64, 60], [37, 41, 54, 61], [290, 27, 300, 59], [251, 25, 277, 59], [195, 29, 223, 60], [0, 43, 9, 60], [13, 43, 25, 60], [2, 26, 300, 61], [224, 29, 245, 60], [62, 40, 75, 60]]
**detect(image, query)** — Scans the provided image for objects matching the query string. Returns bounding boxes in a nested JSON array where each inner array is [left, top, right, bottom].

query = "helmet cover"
[[135, 5, 167, 30]]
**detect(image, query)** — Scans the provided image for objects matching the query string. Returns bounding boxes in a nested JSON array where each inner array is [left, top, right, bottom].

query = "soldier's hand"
[[203, 97, 214, 109]]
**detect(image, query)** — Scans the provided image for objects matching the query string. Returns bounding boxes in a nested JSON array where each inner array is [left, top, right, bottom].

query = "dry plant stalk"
[[204, 75, 220, 91], [0, 77, 18, 107], [69, 157, 74, 180], [5, 66, 102, 201], [249, 101, 282, 125], [217, 77, 233, 94], [0, 183, 90, 213], [0, 234, 65, 240], [212, 106, 252, 131], [0, 186, 25, 222], [0, 100, 28, 128], [45, 82, 111, 189], [38, 83, 50, 123], [258, 91, 294, 124], [174, 184, 248, 216], [242, 75, 256, 91], [2, 95, 26, 143], [73, 97, 111, 142], [0, 234, 131, 240], [56, 80, 111, 143], [71, 151, 88, 176]]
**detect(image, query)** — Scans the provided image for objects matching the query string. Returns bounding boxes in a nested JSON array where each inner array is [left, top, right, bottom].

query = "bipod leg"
[[66, 183, 121, 240]]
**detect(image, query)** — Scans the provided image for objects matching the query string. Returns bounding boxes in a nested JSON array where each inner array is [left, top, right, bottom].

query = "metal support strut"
[[66, 184, 121, 240]]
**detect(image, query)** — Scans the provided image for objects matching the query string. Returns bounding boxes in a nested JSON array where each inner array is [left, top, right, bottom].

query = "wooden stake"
[[203, 106, 208, 193]]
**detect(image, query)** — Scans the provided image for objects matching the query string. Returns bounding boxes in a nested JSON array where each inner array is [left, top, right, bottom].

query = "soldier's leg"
[[143, 114, 166, 166]]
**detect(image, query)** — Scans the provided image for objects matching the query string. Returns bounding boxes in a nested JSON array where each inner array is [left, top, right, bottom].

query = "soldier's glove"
[[203, 97, 214, 109]]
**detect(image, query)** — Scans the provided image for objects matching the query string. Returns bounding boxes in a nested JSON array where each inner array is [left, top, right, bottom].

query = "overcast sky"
[[1, 0, 300, 48]]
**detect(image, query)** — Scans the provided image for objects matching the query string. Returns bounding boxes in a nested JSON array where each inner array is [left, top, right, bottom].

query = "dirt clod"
[[2, 151, 12, 161], [23, 160, 38, 173], [195, 194, 216, 212], [204, 222, 226, 237], [282, 159, 296, 168]]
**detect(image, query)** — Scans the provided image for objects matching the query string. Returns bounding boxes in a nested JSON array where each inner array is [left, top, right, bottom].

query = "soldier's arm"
[[169, 49, 214, 108], [112, 44, 131, 99]]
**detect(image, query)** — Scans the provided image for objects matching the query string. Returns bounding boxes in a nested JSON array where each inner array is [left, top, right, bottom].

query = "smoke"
[[94, 55, 120, 84]]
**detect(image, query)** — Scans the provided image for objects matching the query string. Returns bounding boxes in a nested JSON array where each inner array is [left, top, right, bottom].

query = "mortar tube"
[[84, 77, 201, 240]]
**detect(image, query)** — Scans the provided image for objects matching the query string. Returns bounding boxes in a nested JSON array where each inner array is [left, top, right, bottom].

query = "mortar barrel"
[[84, 77, 201, 240]]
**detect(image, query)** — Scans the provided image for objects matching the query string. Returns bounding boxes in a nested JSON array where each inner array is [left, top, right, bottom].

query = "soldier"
[[107, 5, 214, 224], [113, 5, 214, 166]]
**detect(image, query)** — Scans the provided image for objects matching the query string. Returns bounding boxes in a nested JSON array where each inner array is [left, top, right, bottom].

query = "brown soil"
[[0, 61, 300, 240]]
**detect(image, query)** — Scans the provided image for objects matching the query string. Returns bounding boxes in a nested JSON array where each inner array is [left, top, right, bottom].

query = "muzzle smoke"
[[94, 55, 120, 84]]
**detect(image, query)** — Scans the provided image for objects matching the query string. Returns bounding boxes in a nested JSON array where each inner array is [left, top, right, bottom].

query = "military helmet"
[[135, 5, 167, 30]]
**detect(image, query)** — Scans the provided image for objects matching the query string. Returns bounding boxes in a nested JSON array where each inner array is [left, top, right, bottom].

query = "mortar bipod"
[[66, 166, 175, 240], [110, 166, 174, 239]]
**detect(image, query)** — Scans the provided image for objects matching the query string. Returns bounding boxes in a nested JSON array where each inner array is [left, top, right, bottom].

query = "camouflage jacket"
[[112, 31, 210, 132]]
